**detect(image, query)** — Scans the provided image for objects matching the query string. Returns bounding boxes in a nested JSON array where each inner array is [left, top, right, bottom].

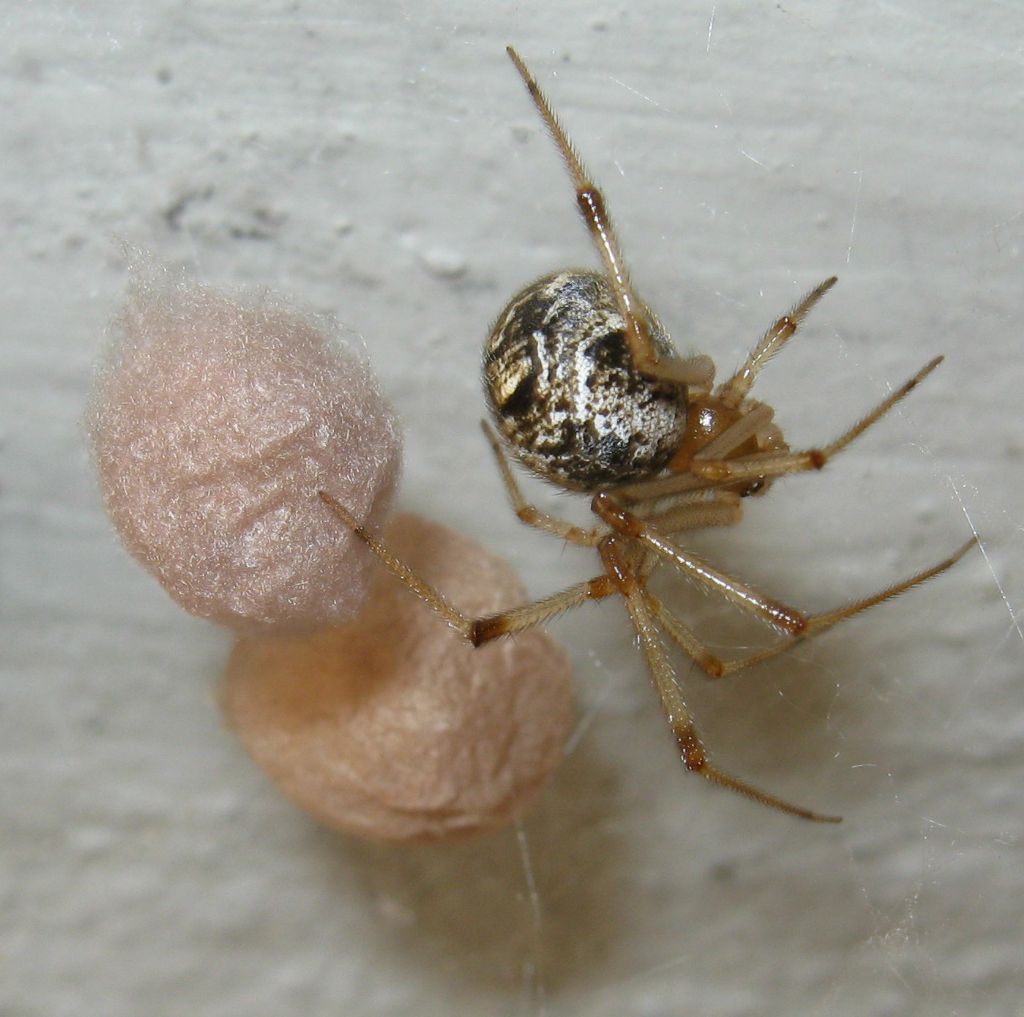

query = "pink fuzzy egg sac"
[[222, 513, 575, 843], [86, 264, 401, 632]]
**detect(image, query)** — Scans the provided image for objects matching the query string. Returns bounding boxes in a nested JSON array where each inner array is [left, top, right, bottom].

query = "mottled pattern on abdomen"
[[483, 271, 688, 490]]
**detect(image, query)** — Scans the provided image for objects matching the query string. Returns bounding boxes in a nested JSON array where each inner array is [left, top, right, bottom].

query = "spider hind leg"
[[598, 535, 841, 823]]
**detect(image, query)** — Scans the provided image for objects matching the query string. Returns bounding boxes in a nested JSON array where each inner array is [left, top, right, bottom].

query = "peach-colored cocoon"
[[222, 513, 574, 843], [86, 264, 401, 632]]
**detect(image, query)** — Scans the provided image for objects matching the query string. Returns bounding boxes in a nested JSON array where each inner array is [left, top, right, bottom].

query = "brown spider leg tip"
[[905, 354, 944, 392], [822, 274, 839, 291], [506, 45, 528, 70], [479, 418, 501, 445], [506, 47, 537, 92], [674, 724, 840, 823], [801, 275, 839, 308], [318, 490, 368, 540], [945, 534, 982, 569], [706, 768, 844, 825], [962, 534, 982, 555]]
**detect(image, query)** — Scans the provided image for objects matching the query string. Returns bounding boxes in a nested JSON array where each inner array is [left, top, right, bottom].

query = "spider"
[[320, 47, 975, 823]]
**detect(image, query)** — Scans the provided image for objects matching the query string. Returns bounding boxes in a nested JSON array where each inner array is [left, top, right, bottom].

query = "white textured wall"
[[3, 2, 1022, 1015]]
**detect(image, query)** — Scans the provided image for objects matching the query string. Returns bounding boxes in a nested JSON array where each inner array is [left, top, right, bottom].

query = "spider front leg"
[[506, 46, 714, 391], [318, 491, 613, 645], [716, 276, 839, 410], [692, 356, 945, 485]]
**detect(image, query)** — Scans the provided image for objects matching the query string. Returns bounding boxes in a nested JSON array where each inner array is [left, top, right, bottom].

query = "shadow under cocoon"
[[324, 735, 629, 995]]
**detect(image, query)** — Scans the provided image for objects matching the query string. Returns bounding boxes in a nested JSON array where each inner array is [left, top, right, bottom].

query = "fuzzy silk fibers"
[[87, 265, 402, 632]]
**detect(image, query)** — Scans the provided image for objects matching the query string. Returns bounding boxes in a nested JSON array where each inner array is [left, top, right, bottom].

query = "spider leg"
[[646, 535, 976, 679], [693, 404, 775, 462], [717, 277, 838, 409], [615, 469, 733, 504], [692, 356, 944, 485], [593, 492, 810, 635], [642, 588, 729, 678], [600, 538, 840, 823], [481, 420, 604, 546], [506, 46, 714, 390], [471, 576, 616, 642], [644, 492, 743, 534], [318, 491, 613, 645], [615, 433, 788, 503]]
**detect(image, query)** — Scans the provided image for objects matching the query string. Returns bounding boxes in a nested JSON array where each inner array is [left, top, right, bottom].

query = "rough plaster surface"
[[2, 3, 1022, 1016]]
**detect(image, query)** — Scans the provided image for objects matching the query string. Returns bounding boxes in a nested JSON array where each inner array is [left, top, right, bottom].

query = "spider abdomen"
[[483, 270, 688, 490]]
